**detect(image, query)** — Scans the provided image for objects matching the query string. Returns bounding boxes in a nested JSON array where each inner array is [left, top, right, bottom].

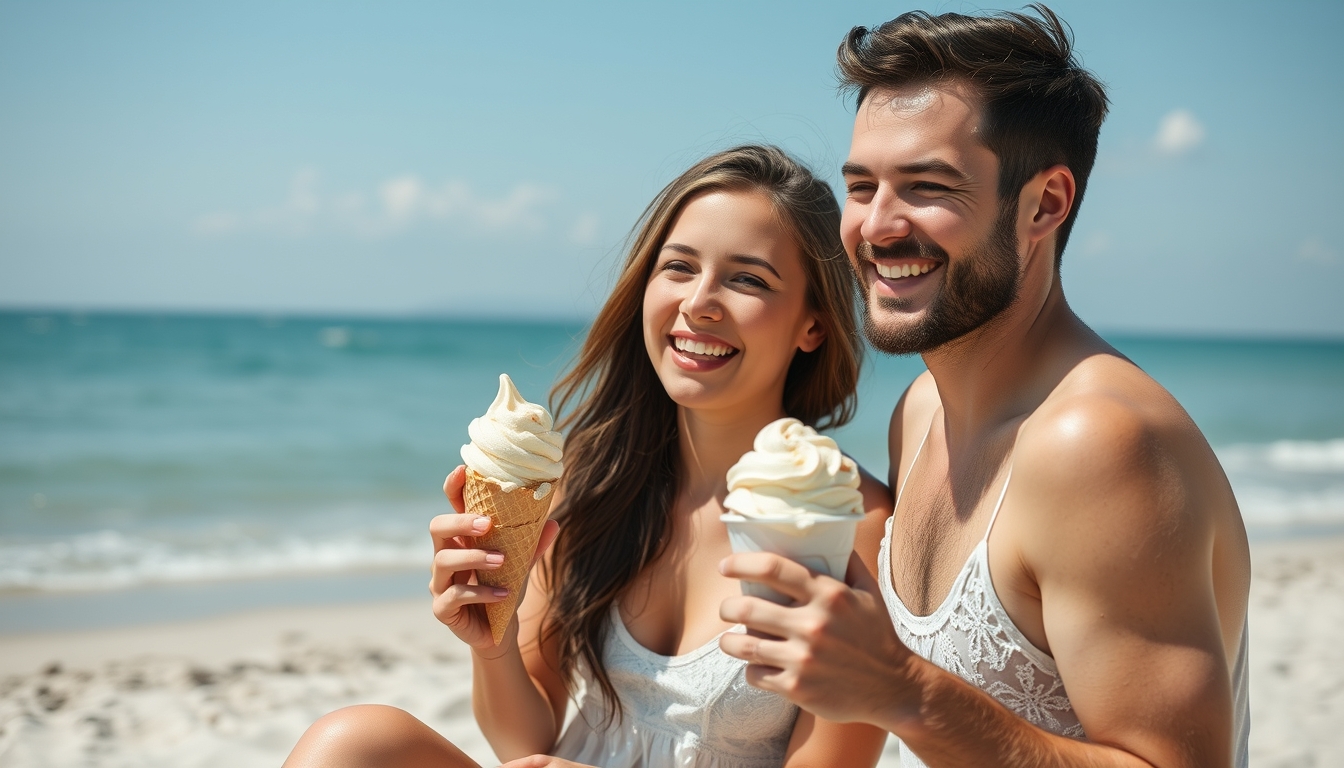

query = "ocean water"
[[2, 311, 1342, 625]]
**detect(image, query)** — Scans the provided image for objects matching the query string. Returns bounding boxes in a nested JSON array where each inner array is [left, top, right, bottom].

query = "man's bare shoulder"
[[1010, 351, 1235, 560], [889, 369, 939, 439], [887, 370, 939, 485]]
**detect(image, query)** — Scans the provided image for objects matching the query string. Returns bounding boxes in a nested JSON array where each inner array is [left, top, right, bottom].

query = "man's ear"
[[1021, 164, 1075, 245], [798, 314, 827, 353]]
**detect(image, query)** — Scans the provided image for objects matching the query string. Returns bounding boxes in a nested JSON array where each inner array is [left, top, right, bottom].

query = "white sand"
[[1, 536, 1340, 767]]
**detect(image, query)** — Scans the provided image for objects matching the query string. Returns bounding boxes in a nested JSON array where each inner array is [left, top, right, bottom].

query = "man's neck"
[[919, 278, 1091, 452]]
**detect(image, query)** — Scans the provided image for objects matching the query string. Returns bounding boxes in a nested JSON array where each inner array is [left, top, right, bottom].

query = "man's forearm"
[[888, 659, 1154, 768]]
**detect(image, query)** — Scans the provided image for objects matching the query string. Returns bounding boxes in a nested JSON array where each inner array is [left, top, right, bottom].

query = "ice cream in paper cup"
[[460, 373, 564, 644], [721, 417, 864, 605]]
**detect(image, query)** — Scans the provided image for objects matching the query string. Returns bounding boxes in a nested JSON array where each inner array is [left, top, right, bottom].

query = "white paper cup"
[[720, 513, 860, 605]]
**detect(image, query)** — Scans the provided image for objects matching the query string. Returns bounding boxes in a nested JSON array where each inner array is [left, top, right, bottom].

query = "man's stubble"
[[858, 203, 1021, 356]]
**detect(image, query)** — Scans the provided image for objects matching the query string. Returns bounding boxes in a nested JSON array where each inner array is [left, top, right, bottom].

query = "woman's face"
[[643, 189, 825, 419]]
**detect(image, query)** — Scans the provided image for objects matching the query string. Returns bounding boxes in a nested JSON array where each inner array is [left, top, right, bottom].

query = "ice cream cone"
[[463, 469, 552, 644]]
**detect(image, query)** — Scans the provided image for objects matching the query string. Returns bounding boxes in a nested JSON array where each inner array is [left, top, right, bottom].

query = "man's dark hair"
[[838, 4, 1108, 265]]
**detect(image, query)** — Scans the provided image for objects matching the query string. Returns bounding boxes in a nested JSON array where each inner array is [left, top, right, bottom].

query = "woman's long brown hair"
[[543, 145, 861, 726]]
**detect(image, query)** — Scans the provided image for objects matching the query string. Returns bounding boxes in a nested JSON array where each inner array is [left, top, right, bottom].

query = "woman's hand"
[[430, 465, 559, 653]]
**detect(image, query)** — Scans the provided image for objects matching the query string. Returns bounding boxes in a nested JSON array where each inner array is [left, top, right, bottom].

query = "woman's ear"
[[798, 314, 827, 353]]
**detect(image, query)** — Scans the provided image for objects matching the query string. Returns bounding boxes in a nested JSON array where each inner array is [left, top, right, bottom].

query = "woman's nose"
[[682, 275, 723, 322], [860, 186, 914, 245]]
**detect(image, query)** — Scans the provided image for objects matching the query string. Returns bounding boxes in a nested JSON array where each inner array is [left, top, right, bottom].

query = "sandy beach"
[[1, 536, 1340, 768]]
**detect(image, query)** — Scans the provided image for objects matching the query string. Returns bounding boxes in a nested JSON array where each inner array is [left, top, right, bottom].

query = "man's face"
[[841, 83, 1021, 355]]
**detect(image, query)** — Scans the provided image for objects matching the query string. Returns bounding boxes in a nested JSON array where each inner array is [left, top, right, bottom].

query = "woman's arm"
[[472, 558, 572, 759], [436, 467, 570, 761]]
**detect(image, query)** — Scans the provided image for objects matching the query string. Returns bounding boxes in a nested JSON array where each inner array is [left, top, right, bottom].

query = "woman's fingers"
[[429, 546, 505, 596], [442, 465, 468, 514], [431, 585, 509, 645], [429, 511, 491, 552]]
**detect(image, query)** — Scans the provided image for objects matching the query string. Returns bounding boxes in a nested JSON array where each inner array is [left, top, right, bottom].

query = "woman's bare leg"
[[283, 704, 484, 768]]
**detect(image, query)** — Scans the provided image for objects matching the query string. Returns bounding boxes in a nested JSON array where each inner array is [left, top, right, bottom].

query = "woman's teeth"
[[673, 338, 736, 357], [875, 262, 934, 279]]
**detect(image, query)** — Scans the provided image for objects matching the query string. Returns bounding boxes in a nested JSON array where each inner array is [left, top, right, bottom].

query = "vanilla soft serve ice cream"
[[459, 374, 564, 644], [723, 417, 864, 525], [722, 418, 864, 603], [461, 373, 564, 499]]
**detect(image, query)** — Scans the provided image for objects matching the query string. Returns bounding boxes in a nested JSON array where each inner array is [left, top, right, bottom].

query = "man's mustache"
[[856, 239, 949, 263]]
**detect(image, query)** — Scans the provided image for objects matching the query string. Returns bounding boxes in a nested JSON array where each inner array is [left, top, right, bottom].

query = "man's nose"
[[860, 186, 914, 245], [683, 274, 723, 322]]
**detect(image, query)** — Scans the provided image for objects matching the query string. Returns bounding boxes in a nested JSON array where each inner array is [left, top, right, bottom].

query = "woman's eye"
[[660, 260, 694, 274], [733, 274, 770, 290]]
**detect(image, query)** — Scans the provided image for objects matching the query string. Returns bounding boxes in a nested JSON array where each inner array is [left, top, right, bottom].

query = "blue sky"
[[1, 0, 1341, 337]]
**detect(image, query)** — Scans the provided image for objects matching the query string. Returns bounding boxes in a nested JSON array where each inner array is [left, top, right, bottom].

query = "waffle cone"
[[463, 469, 553, 644]]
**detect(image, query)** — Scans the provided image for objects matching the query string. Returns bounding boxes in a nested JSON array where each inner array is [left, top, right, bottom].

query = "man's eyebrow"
[[729, 254, 781, 279], [841, 159, 969, 181], [841, 161, 871, 177], [898, 159, 969, 181]]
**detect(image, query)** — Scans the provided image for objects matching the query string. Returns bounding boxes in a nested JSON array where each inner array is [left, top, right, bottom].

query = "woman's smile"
[[669, 330, 740, 371]]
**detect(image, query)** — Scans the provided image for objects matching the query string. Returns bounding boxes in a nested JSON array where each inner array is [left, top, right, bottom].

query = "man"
[[718, 7, 1251, 767]]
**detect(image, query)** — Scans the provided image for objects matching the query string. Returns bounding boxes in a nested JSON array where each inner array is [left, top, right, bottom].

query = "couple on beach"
[[286, 6, 1251, 767]]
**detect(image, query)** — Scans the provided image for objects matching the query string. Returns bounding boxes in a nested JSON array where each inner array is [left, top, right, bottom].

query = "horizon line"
[[2, 304, 1342, 345]]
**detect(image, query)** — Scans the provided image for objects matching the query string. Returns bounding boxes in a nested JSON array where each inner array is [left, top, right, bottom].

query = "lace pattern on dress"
[[880, 427, 1086, 767], [553, 604, 798, 768], [881, 522, 1086, 743]]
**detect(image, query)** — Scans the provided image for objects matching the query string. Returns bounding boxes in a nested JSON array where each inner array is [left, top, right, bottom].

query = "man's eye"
[[912, 181, 950, 192]]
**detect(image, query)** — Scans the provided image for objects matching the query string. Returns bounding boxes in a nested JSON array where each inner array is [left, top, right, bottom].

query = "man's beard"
[[858, 204, 1020, 355]]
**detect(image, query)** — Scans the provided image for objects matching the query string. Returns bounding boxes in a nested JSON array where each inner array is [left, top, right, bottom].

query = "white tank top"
[[553, 603, 799, 768], [878, 424, 1250, 767]]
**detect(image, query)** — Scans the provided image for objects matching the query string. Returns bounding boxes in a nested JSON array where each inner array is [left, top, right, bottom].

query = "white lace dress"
[[552, 604, 799, 768]]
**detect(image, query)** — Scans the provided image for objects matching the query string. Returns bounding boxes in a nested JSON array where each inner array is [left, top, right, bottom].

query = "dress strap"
[[982, 463, 1014, 543], [893, 417, 935, 510]]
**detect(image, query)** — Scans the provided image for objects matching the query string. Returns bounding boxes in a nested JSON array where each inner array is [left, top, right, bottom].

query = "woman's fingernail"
[[485, 553, 504, 565], [492, 587, 509, 597], [472, 516, 490, 533]]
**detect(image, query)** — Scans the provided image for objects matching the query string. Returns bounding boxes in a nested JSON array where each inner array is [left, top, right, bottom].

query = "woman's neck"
[[676, 402, 787, 505]]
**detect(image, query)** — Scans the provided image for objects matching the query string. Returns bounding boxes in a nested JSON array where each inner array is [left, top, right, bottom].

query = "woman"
[[284, 145, 892, 767]]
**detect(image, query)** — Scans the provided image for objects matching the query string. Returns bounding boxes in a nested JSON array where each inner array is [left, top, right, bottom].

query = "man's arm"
[[718, 397, 1238, 767]]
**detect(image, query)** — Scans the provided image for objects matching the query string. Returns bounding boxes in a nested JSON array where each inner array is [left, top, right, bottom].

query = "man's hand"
[[717, 550, 923, 728]]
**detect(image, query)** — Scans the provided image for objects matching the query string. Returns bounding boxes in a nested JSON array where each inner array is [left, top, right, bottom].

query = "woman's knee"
[[286, 704, 445, 766]]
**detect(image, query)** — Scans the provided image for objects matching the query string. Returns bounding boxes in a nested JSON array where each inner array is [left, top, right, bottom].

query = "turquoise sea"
[[2, 311, 1342, 631]]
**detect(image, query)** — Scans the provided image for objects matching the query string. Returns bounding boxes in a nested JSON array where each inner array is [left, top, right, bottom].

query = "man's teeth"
[[673, 338, 735, 357], [875, 262, 934, 279]]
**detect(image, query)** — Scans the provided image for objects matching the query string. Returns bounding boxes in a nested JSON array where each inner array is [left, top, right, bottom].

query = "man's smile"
[[873, 259, 939, 280]]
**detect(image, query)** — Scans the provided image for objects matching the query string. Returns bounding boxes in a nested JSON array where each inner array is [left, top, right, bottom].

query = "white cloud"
[[1297, 236, 1338, 265], [379, 175, 424, 222], [570, 213, 600, 245], [192, 170, 557, 238], [1154, 109, 1206, 155]]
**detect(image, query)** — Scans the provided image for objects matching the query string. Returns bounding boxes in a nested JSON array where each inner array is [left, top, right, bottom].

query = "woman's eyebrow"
[[729, 254, 781, 279], [660, 242, 698, 257]]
